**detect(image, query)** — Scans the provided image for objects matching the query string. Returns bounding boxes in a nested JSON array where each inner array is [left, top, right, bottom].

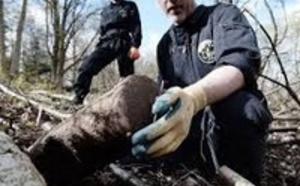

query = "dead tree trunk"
[[10, 0, 28, 75], [29, 75, 159, 186], [0, 0, 8, 77]]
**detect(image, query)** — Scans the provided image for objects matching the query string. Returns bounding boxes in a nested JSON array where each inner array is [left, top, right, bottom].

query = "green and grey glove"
[[132, 83, 207, 158]]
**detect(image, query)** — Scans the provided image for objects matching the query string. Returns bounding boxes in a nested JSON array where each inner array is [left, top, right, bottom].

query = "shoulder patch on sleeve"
[[198, 39, 215, 64]]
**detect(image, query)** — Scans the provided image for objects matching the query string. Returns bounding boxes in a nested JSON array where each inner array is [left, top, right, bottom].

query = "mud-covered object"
[[0, 132, 46, 186], [29, 75, 159, 186]]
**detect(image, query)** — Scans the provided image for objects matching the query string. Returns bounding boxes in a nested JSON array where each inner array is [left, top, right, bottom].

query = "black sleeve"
[[99, 9, 106, 36], [213, 4, 261, 87], [156, 34, 172, 89], [129, 2, 142, 48], [156, 40, 165, 85]]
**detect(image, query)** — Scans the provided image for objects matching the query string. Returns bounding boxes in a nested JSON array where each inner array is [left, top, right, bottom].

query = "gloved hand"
[[131, 84, 207, 158], [128, 47, 140, 60]]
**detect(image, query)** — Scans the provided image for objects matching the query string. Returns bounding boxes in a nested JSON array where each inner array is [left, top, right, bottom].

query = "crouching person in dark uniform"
[[72, 0, 142, 104], [131, 0, 272, 185]]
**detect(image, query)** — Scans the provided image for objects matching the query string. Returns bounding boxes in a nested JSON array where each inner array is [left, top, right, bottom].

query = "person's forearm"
[[189, 65, 244, 104], [131, 26, 142, 48]]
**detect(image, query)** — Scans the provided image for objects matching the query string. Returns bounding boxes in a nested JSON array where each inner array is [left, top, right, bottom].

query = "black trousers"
[[174, 90, 272, 185], [74, 37, 134, 98]]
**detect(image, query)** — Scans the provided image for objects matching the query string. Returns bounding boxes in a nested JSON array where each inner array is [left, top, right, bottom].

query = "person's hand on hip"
[[128, 46, 140, 60]]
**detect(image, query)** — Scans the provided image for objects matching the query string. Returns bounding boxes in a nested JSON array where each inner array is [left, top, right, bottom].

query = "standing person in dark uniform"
[[132, 0, 272, 185], [72, 0, 142, 104]]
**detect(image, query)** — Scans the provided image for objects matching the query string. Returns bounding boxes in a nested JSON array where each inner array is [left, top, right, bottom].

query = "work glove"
[[131, 84, 207, 158], [128, 47, 140, 60]]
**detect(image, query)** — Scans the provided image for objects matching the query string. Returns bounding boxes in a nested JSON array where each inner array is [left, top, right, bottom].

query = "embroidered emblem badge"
[[120, 9, 128, 18], [198, 39, 215, 64]]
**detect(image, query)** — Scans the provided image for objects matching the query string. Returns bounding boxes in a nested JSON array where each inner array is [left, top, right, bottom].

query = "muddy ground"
[[0, 92, 299, 186]]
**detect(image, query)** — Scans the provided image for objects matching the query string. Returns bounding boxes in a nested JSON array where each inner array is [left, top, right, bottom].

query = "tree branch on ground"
[[0, 83, 70, 120], [269, 126, 299, 133], [30, 90, 72, 101], [109, 163, 149, 186]]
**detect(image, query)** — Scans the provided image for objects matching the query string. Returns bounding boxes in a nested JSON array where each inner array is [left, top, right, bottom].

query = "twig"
[[189, 171, 214, 186], [172, 165, 213, 186], [40, 122, 54, 132], [35, 106, 43, 126], [30, 90, 72, 101], [0, 84, 71, 120], [109, 163, 149, 186], [268, 139, 300, 147], [244, 9, 300, 106], [219, 165, 255, 186], [273, 116, 300, 121], [265, 80, 300, 97], [269, 126, 299, 133]]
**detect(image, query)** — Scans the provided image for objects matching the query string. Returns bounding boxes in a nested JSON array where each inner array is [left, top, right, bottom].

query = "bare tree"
[[10, 0, 28, 76], [44, 0, 99, 89], [243, 10, 300, 107], [236, 0, 300, 119], [0, 0, 7, 78]]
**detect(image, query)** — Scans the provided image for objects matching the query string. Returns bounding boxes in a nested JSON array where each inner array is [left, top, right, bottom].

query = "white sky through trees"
[[8, 0, 300, 56]]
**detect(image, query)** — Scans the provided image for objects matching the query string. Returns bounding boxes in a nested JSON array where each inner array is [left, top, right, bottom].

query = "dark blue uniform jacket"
[[99, 0, 142, 48], [157, 3, 260, 91], [156, 5, 273, 179]]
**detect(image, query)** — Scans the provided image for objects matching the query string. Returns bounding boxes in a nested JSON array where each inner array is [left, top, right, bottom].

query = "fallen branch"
[[268, 139, 300, 147], [189, 171, 214, 186], [269, 126, 299, 133], [0, 84, 71, 120], [109, 163, 149, 186], [181, 176, 207, 186], [219, 165, 255, 186], [40, 122, 54, 132], [171, 170, 213, 186], [273, 116, 300, 121], [35, 106, 43, 126], [30, 90, 72, 101]]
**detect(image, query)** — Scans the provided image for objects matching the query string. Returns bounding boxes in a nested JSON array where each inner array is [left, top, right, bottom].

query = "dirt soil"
[[0, 92, 299, 186]]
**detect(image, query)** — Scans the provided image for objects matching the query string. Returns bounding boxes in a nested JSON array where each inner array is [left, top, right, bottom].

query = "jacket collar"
[[110, 0, 124, 6], [173, 5, 206, 31]]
